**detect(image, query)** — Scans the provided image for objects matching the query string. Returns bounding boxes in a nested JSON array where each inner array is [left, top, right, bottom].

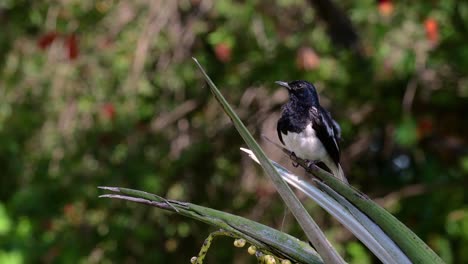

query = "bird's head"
[[275, 80, 319, 105]]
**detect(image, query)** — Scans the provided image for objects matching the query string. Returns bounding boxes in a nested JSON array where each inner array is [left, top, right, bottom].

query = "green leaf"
[[395, 117, 418, 147], [99, 186, 323, 264], [0, 203, 11, 235], [305, 165, 445, 264], [241, 147, 410, 264]]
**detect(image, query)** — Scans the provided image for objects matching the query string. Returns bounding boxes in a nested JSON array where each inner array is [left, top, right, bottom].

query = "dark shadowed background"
[[1, 0, 467, 263]]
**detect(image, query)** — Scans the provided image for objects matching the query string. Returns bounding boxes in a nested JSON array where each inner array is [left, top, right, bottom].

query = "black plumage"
[[276, 80, 346, 182]]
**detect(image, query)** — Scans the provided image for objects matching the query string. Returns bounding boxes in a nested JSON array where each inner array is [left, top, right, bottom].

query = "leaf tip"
[[240, 147, 260, 164], [98, 186, 120, 192]]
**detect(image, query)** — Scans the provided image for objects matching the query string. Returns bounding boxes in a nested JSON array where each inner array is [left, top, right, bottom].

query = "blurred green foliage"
[[1, 0, 467, 263]]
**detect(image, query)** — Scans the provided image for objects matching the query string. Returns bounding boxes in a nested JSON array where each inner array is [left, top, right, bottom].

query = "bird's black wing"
[[325, 110, 341, 141], [276, 114, 286, 145], [310, 107, 340, 165]]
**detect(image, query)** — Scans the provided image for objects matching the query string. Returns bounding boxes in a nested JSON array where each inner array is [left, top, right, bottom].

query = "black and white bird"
[[276, 80, 347, 183]]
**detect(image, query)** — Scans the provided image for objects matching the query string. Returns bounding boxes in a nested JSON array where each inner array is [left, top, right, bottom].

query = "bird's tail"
[[330, 163, 348, 184]]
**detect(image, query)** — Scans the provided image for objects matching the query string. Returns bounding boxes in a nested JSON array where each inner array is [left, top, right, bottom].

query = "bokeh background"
[[1, 0, 468, 263]]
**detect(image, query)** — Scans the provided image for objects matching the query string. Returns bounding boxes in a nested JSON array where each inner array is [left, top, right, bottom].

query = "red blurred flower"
[[424, 18, 439, 45], [65, 34, 79, 60], [417, 117, 433, 139], [37, 32, 58, 49], [214, 43, 231, 63], [378, 0, 393, 16], [296, 47, 320, 71], [101, 103, 116, 120]]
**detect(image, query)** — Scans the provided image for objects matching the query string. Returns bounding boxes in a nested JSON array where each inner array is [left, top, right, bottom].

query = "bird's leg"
[[289, 152, 299, 167]]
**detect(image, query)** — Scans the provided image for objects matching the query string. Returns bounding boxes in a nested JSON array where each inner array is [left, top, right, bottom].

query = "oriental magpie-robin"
[[276, 80, 347, 183]]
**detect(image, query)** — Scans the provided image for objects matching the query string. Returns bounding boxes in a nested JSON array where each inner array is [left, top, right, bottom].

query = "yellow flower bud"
[[247, 245, 257, 255], [233, 238, 246, 248]]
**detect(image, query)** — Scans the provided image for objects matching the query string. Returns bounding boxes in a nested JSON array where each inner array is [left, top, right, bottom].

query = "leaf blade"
[[99, 186, 323, 264]]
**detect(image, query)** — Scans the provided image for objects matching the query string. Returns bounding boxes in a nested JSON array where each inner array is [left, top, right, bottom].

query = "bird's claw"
[[289, 152, 299, 167], [305, 160, 318, 170]]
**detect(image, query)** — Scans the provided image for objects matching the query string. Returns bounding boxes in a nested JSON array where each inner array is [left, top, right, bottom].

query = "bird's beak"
[[275, 81, 290, 90]]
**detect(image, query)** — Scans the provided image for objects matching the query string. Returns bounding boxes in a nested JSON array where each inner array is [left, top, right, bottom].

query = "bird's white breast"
[[281, 124, 327, 161]]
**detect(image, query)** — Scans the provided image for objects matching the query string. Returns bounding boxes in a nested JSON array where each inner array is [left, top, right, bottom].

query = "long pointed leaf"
[[310, 167, 444, 264], [99, 186, 322, 264], [241, 148, 411, 264], [261, 140, 445, 264]]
